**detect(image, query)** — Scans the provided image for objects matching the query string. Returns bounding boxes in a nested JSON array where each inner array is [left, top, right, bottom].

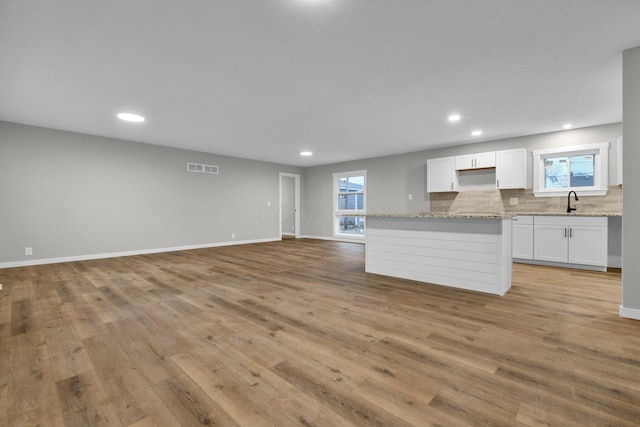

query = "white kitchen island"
[[365, 213, 514, 296]]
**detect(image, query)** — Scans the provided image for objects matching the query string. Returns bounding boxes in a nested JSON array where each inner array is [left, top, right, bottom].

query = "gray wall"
[[301, 153, 429, 238], [0, 121, 301, 264], [0, 119, 625, 268], [622, 46, 640, 314], [302, 123, 622, 238]]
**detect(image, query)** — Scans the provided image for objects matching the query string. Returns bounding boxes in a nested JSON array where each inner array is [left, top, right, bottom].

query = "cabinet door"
[[475, 152, 496, 169], [534, 224, 568, 262], [427, 157, 458, 192], [454, 154, 475, 171], [512, 224, 534, 259], [496, 148, 527, 189], [568, 225, 608, 266]]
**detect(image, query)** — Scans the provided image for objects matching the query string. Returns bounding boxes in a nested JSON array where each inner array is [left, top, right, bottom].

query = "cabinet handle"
[[497, 179, 500, 188], [451, 182, 453, 190], [569, 228, 573, 238], [564, 227, 567, 238]]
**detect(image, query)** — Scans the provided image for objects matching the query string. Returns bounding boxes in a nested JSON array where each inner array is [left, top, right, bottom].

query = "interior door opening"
[[279, 173, 300, 239]]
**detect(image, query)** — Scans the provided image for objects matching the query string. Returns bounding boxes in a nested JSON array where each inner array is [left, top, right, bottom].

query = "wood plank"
[[0, 239, 638, 426], [10, 298, 33, 336], [56, 371, 123, 427], [153, 373, 239, 427], [43, 303, 94, 382], [82, 291, 130, 323], [7, 330, 66, 426], [172, 350, 305, 426], [83, 333, 167, 426], [63, 298, 109, 340]]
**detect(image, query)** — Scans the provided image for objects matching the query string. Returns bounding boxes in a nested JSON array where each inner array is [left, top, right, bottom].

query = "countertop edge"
[[366, 212, 621, 219], [366, 213, 515, 219]]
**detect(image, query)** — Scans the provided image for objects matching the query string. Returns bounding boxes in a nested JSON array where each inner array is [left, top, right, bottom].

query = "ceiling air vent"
[[187, 163, 218, 174]]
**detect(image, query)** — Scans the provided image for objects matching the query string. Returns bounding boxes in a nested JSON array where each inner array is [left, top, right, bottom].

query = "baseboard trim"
[[513, 258, 607, 272], [300, 235, 365, 244], [608, 255, 622, 269], [0, 237, 280, 269], [619, 305, 640, 321]]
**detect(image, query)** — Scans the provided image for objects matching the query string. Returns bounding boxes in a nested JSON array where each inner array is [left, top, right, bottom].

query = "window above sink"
[[532, 142, 609, 197]]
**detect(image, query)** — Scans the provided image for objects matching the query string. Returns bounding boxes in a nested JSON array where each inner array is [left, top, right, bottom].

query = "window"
[[544, 154, 594, 188], [532, 142, 609, 197], [333, 170, 366, 238]]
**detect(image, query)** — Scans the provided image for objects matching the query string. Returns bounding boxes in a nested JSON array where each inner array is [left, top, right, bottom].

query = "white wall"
[[0, 121, 301, 266]]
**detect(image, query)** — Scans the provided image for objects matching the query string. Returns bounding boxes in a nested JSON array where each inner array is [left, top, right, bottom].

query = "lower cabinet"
[[512, 216, 534, 259], [513, 215, 608, 269]]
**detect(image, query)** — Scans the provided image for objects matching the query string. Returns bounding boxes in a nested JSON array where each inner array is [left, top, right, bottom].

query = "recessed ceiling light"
[[300, 151, 313, 156], [117, 112, 145, 123], [448, 114, 461, 122], [471, 130, 483, 136], [563, 123, 572, 129]]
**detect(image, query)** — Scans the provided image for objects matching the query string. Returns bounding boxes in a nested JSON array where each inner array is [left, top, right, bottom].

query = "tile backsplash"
[[430, 185, 622, 214]]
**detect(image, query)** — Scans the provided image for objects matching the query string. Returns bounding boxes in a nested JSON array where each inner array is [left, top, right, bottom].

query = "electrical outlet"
[[267, 201, 271, 207], [231, 233, 236, 239], [25, 247, 33, 256], [408, 194, 413, 200], [510, 198, 519, 206]]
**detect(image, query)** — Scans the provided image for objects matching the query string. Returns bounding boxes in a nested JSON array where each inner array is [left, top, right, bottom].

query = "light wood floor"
[[1, 239, 638, 426]]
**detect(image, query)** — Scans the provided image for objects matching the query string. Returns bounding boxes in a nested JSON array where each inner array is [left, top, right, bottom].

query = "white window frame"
[[333, 170, 366, 239], [532, 142, 609, 197]]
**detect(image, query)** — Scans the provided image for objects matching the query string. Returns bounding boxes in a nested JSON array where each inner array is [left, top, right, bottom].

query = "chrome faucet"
[[567, 191, 579, 213]]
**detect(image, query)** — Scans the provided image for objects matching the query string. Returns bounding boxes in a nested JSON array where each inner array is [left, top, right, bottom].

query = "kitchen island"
[[365, 213, 514, 296]]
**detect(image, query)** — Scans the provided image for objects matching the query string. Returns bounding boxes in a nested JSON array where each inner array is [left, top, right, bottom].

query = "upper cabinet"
[[496, 148, 527, 189], [454, 152, 496, 170], [427, 157, 458, 193], [428, 148, 527, 193]]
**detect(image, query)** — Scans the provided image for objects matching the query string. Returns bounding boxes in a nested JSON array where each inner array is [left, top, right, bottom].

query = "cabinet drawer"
[[534, 216, 607, 227], [512, 215, 533, 225], [454, 152, 496, 170]]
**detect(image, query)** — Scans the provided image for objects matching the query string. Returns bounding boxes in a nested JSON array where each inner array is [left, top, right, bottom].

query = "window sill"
[[533, 189, 608, 198], [333, 234, 365, 241]]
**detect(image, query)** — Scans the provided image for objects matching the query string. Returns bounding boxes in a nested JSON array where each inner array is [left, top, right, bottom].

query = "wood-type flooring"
[[0, 239, 638, 426]]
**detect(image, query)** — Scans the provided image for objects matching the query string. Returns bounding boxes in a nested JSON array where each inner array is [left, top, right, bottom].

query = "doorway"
[[279, 173, 301, 239]]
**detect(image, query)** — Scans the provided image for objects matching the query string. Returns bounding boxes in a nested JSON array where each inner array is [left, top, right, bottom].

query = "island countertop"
[[365, 212, 514, 219]]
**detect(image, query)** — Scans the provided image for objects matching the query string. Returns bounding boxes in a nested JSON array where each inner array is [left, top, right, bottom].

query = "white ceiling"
[[2, 1, 640, 167]]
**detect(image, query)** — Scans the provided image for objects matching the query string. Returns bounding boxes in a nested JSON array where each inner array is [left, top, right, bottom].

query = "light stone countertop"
[[366, 212, 621, 219], [365, 212, 515, 219], [511, 212, 621, 217]]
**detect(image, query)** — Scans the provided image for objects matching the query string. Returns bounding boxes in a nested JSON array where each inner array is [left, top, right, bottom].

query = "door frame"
[[279, 172, 301, 239]]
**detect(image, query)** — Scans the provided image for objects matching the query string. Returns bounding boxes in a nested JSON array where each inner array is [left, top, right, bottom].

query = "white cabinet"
[[428, 148, 526, 193], [568, 223, 609, 265], [427, 157, 458, 192], [533, 216, 608, 268], [455, 152, 496, 170], [496, 148, 527, 189], [512, 215, 534, 260], [533, 222, 568, 263]]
